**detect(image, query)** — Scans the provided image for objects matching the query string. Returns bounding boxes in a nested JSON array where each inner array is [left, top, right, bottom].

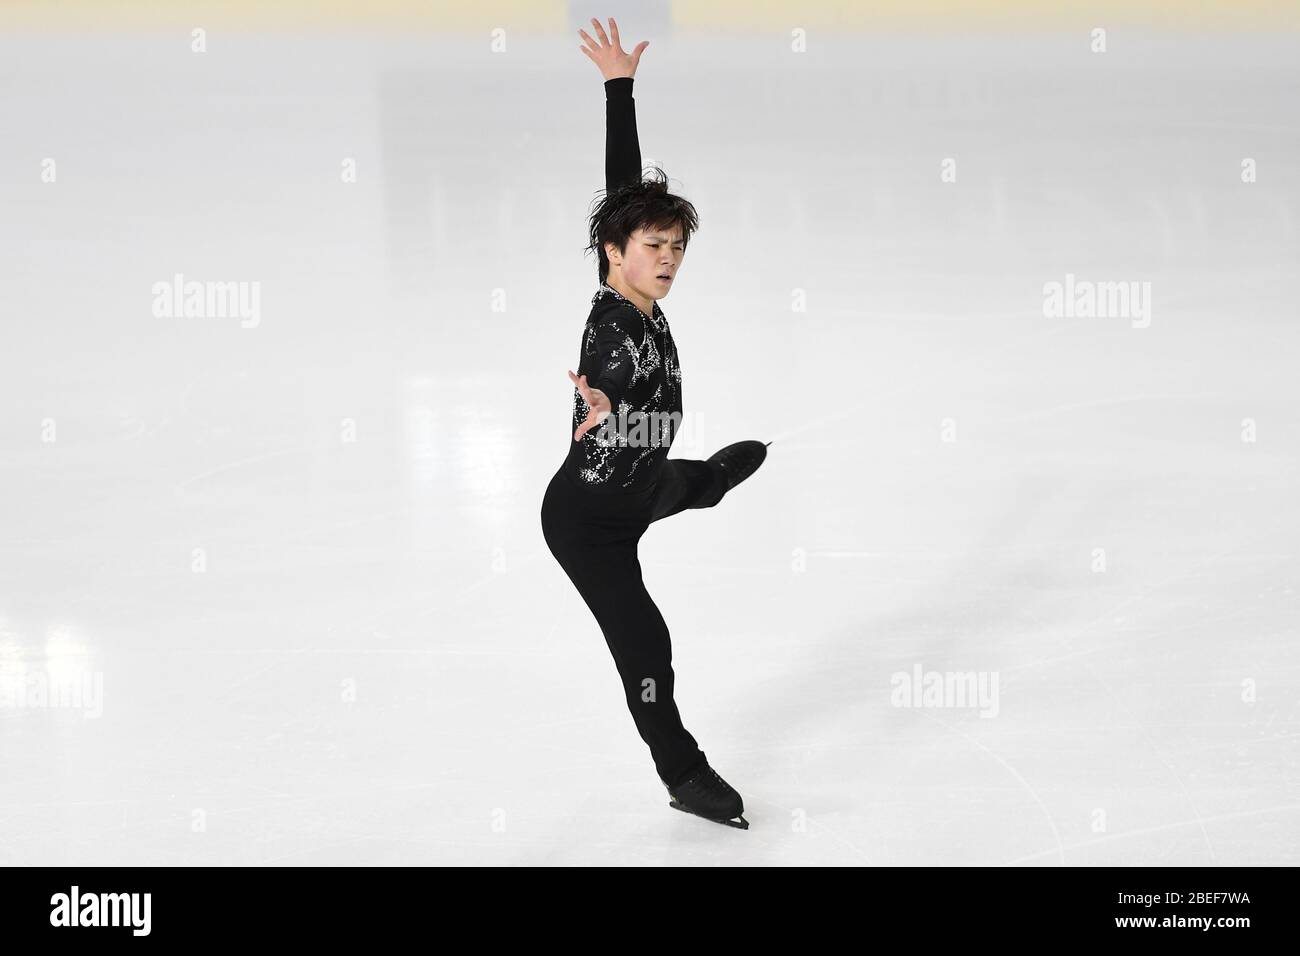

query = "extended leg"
[[649, 458, 726, 523], [649, 441, 771, 524]]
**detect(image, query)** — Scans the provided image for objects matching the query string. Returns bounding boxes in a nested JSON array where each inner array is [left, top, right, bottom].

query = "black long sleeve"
[[587, 311, 638, 412], [563, 77, 681, 492], [591, 77, 644, 411], [604, 77, 641, 192]]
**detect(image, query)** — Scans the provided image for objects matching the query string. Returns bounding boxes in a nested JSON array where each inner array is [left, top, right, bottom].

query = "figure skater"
[[540, 17, 769, 829]]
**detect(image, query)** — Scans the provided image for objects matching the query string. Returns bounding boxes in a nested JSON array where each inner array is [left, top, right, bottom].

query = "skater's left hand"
[[578, 17, 648, 81]]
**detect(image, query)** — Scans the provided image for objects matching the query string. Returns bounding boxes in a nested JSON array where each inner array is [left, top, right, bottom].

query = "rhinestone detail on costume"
[[567, 284, 683, 490]]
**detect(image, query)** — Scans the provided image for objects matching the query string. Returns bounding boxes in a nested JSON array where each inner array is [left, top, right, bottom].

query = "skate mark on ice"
[[173, 446, 312, 494], [915, 707, 1066, 865], [999, 803, 1300, 867]]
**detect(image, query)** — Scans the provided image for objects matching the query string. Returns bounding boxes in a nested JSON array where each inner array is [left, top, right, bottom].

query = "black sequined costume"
[[563, 280, 683, 491], [540, 76, 728, 789], [562, 77, 685, 494]]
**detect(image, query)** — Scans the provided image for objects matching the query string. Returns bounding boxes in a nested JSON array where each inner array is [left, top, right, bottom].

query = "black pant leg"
[[648, 458, 727, 524], [541, 468, 708, 788]]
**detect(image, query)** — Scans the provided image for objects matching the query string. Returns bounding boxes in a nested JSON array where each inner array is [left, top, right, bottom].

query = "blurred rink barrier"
[[3, 0, 1299, 31]]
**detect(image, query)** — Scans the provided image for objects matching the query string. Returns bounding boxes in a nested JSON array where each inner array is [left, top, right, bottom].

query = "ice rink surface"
[[0, 23, 1296, 865]]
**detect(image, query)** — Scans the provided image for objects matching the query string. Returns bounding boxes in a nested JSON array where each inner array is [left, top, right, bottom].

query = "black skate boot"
[[663, 764, 749, 830], [706, 440, 770, 503]]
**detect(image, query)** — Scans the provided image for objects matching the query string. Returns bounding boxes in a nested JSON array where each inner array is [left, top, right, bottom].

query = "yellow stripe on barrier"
[[2, 0, 567, 29], [672, 0, 1300, 29], [2, 0, 1296, 29]]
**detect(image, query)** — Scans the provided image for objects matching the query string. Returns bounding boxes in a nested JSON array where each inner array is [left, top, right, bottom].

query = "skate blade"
[[669, 799, 749, 830]]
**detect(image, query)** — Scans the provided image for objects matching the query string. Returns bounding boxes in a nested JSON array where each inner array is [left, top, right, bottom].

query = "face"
[[606, 223, 685, 301]]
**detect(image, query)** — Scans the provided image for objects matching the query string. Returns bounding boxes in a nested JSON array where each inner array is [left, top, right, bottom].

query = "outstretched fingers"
[[567, 369, 591, 403], [568, 371, 607, 441], [578, 17, 648, 78], [629, 40, 648, 70], [606, 16, 648, 70]]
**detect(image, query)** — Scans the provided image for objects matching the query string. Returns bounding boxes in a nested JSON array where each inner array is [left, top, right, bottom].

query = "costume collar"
[[595, 282, 667, 332]]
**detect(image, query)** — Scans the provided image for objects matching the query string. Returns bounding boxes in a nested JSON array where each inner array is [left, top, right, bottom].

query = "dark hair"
[[585, 166, 700, 283]]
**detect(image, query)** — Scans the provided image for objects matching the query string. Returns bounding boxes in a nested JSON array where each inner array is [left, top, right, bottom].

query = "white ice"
[[0, 25, 1296, 865]]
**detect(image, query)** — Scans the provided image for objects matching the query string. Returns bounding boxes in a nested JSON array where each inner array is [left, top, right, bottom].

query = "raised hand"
[[578, 17, 648, 81], [569, 370, 613, 441]]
